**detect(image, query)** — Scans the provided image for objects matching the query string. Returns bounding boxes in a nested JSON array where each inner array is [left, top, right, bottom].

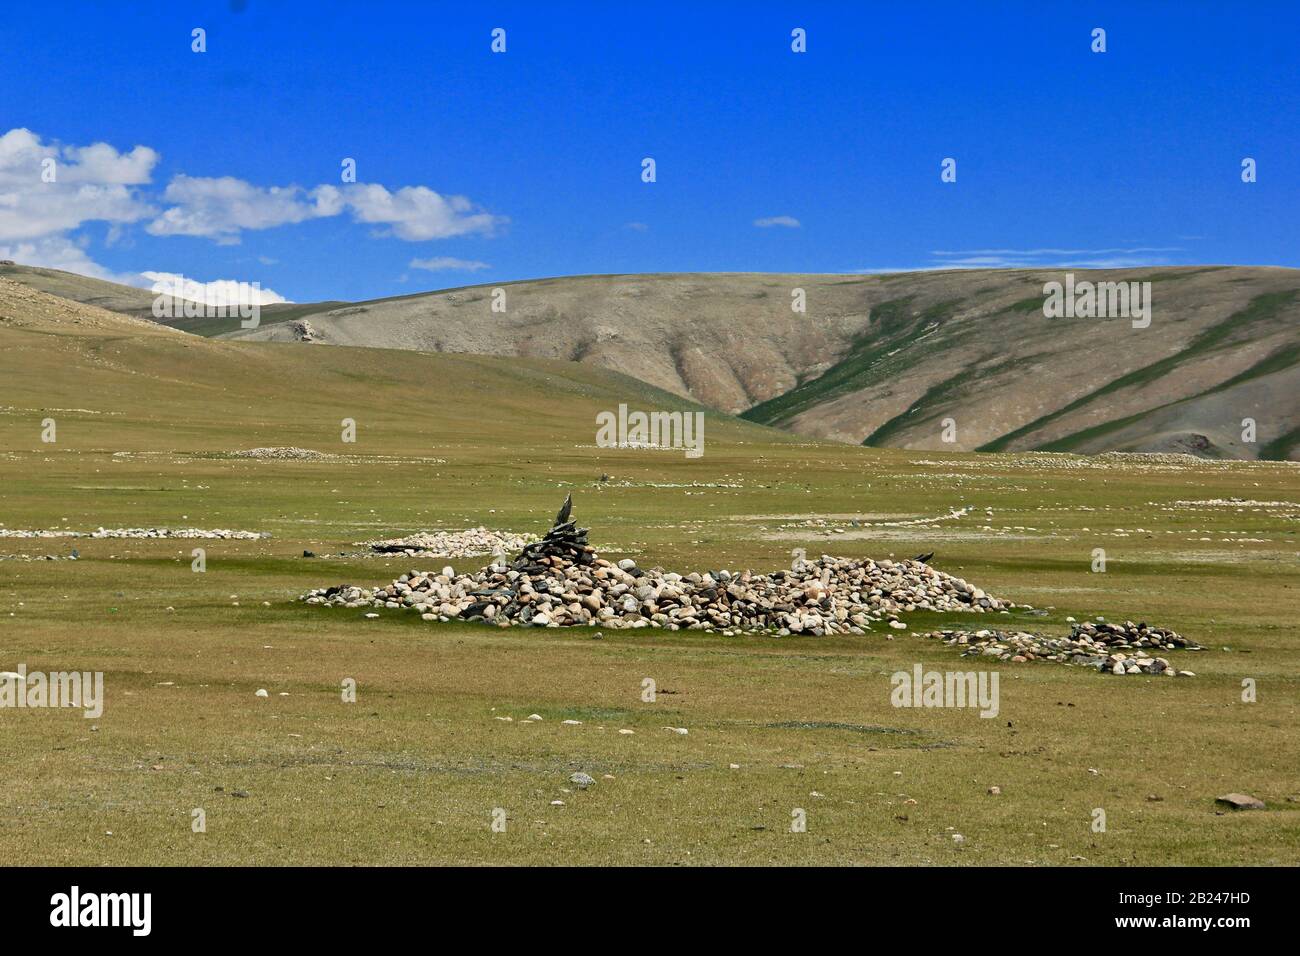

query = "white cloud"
[[928, 246, 1183, 269], [0, 236, 139, 283], [0, 237, 289, 302], [754, 215, 800, 229], [145, 178, 502, 244], [60, 141, 158, 185], [0, 128, 158, 241], [342, 184, 503, 241], [140, 271, 290, 306], [1, 128, 507, 293], [409, 256, 490, 272], [145, 175, 337, 243], [624, 221, 648, 232]]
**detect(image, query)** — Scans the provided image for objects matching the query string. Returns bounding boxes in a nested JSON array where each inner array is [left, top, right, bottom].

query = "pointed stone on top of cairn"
[[513, 495, 593, 572]]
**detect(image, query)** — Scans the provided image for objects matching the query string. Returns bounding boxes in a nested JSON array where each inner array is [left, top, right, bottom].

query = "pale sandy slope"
[[227, 267, 1300, 460]]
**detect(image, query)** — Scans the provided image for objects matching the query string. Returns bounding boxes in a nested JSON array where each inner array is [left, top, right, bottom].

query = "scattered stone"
[[569, 772, 595, 789], [254, 689, 269, 698], [987, 786, 1001, 796]]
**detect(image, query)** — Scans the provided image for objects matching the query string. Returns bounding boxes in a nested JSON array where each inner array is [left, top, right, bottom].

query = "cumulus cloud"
[[341, 184, 503, 241], [145, 179, 502, 244], [59, 141, 159, 185], [0, 128, 158, 241], [0, 236, 140, 283], [0, 127, 505, 286], [754, 215, 800, 228], [409, 256, 491, 272], [140, 271, 290, 306], [145, 175, 338, 243]]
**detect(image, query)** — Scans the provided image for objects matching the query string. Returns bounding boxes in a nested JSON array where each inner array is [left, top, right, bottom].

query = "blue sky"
[[2, 1, 1297, 303]]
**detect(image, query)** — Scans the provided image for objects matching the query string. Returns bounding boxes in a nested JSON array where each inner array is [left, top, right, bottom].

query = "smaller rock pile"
[[1070, 619, 1198, 651], [363, 527, 537, 559], [232, 447, 330, 460], [925, 620, 1199, 675], [0, 527, 266, 539]]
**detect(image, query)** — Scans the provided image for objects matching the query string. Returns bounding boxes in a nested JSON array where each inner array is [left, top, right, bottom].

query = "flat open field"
[[1, 291, 1297, 865]]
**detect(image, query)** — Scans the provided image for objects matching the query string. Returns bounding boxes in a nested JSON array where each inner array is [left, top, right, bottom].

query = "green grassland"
[[0, 306, 1297, 865]]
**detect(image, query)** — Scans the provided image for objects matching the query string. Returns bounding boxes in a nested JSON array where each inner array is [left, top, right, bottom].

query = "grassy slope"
[[161, 301, 351, 337], [741, 298, 967, 426], [0, 288, 1298, 865], [979, 291, 1300, 453]]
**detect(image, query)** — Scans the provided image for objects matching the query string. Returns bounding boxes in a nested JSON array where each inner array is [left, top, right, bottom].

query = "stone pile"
[[362, 527, 537, 559], [0, 527, 266, 539], [1069, 619, 1198, 650], [924, 621, 1199, 675], [232, 446, 330, 460], [303, 497, 1022, 634]]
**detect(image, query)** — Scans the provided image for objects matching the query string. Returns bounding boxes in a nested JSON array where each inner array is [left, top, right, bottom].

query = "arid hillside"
[[6, 263, 1298, 459]]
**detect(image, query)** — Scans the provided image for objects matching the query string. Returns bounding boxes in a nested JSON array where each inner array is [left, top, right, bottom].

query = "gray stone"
[[1215, 793, 1265, 811]]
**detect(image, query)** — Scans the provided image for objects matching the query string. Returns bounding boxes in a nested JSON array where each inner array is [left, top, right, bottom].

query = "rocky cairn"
[[925, 620, 1201, 675], [302, 496, 1020, 634]]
